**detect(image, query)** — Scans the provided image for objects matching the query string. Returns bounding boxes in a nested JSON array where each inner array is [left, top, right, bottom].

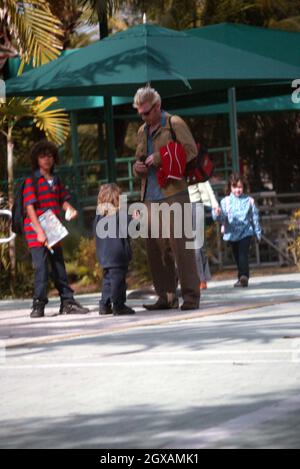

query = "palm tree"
[[0, 97, 70, 280], [0, 1, 71, 284], [75, 0, 121, 38], [0, 0, 64, 74], [200, 0, 300, 31], [255, 0, 300, 31], [76, 1, 155, 38], [76, 1, 205, 38]]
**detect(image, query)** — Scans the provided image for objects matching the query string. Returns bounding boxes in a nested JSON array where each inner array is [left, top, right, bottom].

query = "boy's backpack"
[[11, 175, 39, 235], [169, 116, 215, 185]]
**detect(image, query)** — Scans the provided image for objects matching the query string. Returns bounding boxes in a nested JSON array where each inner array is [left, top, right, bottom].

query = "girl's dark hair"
[[225, 172, 245, 195], [30, 140, 59, 172]]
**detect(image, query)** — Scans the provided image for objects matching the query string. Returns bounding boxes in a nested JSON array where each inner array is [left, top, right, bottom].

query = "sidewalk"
[[1, 273, 299, 349], [1, 272, 300, 449]]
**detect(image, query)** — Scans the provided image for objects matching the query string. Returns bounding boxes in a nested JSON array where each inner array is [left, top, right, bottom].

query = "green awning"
[[5, 24, 296, 99], [175, 94, 300, 116], [187, 23, 300, 67], [5, 57, 131, 111]]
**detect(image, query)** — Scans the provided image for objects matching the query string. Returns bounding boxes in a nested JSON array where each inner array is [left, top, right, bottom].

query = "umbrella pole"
[[228, 87, 240, 174], [103, 96, 117, 183], [70, 111, 84, 229]]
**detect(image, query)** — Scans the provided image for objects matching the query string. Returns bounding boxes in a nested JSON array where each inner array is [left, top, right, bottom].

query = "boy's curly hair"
[[97, 184, 122, 216], [30, 140, 59, 172]]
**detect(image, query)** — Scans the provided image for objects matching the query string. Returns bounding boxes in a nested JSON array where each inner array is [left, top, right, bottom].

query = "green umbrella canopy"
[[173, 94, 300, 117], [5, 56, 131, 111], [5, 24, 300, 99], [187, 23, 300, 67]]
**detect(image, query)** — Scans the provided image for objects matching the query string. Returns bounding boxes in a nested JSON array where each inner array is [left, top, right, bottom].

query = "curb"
[[5, 297, 300, 350]]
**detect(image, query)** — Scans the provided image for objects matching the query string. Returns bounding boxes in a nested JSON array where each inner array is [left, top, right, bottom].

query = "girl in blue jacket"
[[213, 173, 262, 288]]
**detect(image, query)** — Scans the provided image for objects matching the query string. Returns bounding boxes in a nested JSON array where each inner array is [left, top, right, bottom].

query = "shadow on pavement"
[[0, 389, 299, 449]]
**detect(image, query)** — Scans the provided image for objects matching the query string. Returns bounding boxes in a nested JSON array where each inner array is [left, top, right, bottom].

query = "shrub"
[[74, 237, 103, 286], [288, 209, 300, 270], [129, 237, 152, 287]]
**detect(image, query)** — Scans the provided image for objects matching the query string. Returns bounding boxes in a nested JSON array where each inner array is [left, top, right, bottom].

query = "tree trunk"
[[99, 16, 109, 39], [7, 125, 16, 286], [98, 2, 108, 39]]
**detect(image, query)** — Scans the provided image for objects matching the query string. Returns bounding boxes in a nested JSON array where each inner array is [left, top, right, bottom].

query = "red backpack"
[[169, 117, 214, 185]]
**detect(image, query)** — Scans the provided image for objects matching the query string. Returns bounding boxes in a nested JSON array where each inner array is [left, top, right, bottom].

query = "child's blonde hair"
[[97, 184, 122, 216]]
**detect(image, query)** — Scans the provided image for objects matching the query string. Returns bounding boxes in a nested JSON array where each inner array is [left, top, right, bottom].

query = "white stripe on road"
[[2, 347, 300, 368]]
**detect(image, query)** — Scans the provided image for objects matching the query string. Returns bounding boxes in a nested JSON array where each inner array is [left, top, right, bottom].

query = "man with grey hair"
[[133, 86, 200, 311]]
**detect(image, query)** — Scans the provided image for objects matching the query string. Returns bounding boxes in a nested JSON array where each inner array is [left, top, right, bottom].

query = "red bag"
[[157, 141, 187, 188], [169, 117, 214, 185], [185, 143, 214, 185]]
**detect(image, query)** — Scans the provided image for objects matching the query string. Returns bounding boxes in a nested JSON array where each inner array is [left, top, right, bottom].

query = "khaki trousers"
[[145, 192, 200, 307]]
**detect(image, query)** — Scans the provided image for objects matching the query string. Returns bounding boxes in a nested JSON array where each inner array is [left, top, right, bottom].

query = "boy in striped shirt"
[[23, 140, 89, 318]]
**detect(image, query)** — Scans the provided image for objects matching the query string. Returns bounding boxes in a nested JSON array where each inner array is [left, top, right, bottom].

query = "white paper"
[[36, 209, 69, 248]]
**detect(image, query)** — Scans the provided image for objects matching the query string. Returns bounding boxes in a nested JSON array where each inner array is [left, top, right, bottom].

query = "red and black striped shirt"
[[23, 170, 71, 248]]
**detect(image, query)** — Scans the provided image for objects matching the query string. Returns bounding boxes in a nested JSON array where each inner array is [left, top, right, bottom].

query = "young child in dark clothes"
[[94, 184, 135, 316], [23, 140, 90, 318]]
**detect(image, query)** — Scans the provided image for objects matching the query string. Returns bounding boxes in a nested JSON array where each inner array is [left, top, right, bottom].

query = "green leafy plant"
[[129, 237, 152, 287], [288, 209, 300, 269], [74, 236, 103, 286]]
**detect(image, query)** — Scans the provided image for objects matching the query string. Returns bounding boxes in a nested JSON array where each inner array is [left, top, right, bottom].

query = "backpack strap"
[[32, 174, 39, 191], [169, 116, 177, 142], [31, 174, 40, 208]]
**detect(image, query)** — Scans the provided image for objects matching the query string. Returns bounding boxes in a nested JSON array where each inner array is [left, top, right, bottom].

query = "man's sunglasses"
[[138, 102, 156, 117]]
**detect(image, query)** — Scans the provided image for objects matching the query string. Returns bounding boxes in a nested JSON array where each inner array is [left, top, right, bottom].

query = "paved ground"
[[0, 273, 300, 449]]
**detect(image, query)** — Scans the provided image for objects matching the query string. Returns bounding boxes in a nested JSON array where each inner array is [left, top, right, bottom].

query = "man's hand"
[[134, 160, 148, 175], [214, 207, 222, 216], [145, 154, 155, 167]]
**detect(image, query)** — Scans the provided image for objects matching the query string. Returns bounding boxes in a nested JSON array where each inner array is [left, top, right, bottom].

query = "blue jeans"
[[30, 246, 74, 305]]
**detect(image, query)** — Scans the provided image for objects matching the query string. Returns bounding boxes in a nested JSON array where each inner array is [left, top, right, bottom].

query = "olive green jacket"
[[134, 112, 197, 201]]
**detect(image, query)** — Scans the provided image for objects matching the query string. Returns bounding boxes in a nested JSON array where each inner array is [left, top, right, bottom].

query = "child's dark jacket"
[[94, 211, 132, 269]]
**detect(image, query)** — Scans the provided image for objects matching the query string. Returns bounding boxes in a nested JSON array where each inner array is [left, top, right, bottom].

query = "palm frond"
[[0, 97, 32, 124], [31, 97, 70, 145], [0, 0, 64, 74], [0, 96, 70, 145]]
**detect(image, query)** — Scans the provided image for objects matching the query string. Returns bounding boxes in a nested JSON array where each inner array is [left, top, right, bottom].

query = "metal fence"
[[0, 146, 233, 211]]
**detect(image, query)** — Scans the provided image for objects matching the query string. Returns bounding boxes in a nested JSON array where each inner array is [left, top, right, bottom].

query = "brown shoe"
[[143, 297, 179, 311], [181, 302, 200, 311]]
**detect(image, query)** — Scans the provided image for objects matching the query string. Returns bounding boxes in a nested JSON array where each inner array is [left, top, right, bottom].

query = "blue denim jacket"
[[212, 193, 262, 242]]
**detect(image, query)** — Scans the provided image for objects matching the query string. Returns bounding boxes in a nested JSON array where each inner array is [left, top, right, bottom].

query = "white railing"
[[0, 210, 16, 244]]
